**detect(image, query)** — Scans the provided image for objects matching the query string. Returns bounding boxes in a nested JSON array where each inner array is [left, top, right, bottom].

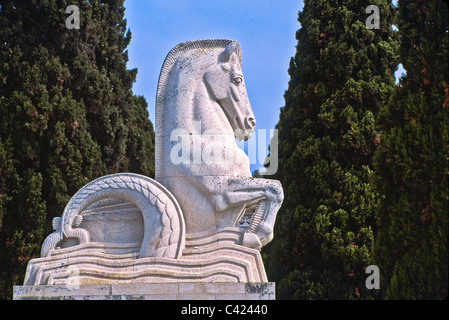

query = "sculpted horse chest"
[[156, 39, 283, 248]]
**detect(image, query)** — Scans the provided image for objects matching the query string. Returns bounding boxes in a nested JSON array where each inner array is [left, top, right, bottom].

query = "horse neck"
[[158, 60, 250, 181]]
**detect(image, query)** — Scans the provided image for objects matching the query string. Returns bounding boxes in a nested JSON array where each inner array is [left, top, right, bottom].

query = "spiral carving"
[[41, 173, 185, 259]]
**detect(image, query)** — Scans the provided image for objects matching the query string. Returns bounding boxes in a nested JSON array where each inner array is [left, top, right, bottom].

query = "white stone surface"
[[40, 173, 185, 259], [23, 228, 268, 286], [14, 282, 275, 300]]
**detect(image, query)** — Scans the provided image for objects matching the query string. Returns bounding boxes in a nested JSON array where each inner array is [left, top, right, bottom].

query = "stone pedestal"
[[13, 282, 275, 300]]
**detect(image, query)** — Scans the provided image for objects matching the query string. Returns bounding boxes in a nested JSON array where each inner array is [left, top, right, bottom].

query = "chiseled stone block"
[[13, 282, 275, 300]]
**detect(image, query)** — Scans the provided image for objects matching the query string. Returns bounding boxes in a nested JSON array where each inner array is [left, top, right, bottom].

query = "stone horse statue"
[[39, 39, 283, 260], [21, 40, 284, 292], [155, 39, 283, 249]]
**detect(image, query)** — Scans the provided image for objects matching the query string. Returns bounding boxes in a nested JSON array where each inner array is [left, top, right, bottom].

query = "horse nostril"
[[247, 117, 256, 128]]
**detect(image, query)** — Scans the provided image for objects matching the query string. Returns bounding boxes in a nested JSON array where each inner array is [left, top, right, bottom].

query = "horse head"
[[203, 42, 256, 141]]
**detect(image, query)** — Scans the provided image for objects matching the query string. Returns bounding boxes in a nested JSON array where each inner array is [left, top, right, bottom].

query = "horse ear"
[[223, 41, 241, 63]]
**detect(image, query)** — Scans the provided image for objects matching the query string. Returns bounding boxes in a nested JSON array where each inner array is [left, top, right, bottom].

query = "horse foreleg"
[[242, 181, 283, 249], [241, 199, 268, 249], [220, 177, 283, 249]]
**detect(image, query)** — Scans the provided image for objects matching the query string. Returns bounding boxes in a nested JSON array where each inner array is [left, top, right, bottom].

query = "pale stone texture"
[[14, 40, 283, 300], [14, 283, 275, 300]]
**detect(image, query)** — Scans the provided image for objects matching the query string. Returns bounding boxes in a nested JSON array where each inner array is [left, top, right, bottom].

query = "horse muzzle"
[[235, 116, 256, 141]]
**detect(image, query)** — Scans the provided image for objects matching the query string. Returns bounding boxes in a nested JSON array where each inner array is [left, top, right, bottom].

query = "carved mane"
[[155, 39, 242, 182]]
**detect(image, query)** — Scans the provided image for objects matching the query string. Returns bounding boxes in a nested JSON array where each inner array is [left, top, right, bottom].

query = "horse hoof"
[[242, 232, 262, 250], [260, 232, 274, 246], [258, 221, 273, 235]]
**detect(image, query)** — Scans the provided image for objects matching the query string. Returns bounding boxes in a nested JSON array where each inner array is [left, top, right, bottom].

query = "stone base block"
[[13, 282, 275, 300]]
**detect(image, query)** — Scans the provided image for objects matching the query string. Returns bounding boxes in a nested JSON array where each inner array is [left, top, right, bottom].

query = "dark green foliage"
[[372, 0, 448, 299], [0, 0, 155, 299], [263, 0, 398, 299]]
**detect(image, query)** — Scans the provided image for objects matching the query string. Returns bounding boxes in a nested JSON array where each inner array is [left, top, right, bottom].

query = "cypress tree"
[[263, 0, 398, 299], [0, 0, 155, 299], [372, 0, 448, 299]]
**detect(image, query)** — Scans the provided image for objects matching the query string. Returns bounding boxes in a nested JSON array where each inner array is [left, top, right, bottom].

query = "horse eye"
[[233, 77, 242, 85]]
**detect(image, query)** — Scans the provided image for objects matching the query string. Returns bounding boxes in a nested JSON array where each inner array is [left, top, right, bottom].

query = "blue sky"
[[124, 1, 404, 173]]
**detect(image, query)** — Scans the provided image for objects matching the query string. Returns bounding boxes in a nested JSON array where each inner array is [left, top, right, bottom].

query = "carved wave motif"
[[40, 173, 185, 259], [25, 236, 268, 286]]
